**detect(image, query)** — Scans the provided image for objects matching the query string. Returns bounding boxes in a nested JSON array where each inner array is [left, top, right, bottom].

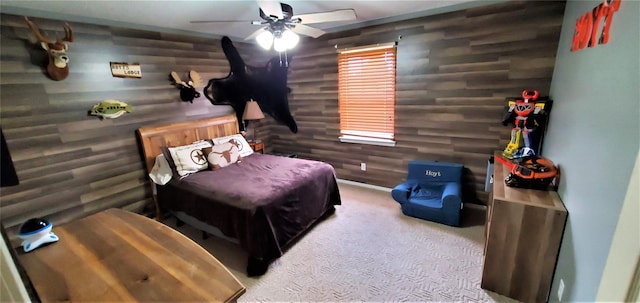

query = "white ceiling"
[[1, 0, 490, 42]]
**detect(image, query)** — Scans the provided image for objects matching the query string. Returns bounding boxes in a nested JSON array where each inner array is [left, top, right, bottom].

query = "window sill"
[[339, 135, 396, 147]]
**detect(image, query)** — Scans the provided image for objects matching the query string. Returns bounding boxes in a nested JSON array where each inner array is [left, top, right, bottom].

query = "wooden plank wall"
[[0, 14, 270, 237], [266, 1, 566, 204], [0, 0, 565, 237]]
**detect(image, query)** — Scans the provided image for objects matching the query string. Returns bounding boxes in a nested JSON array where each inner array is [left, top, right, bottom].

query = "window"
[[338, 43, 397, 147]]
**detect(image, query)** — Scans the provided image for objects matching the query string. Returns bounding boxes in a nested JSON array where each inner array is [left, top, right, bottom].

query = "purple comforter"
[[157, 153, 341, 262]]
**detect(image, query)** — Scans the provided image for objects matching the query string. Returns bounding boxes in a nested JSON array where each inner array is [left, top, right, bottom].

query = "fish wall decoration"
[[89, 100, 132, 119]]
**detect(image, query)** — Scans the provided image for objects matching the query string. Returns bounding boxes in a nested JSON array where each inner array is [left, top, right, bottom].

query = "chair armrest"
[[391, 183, 412, 204], [441, 182, 462, 209]]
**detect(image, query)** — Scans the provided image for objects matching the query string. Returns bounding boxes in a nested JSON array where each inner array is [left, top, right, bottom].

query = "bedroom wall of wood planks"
[[265, 1, 566, 204], [0, 14, 271, 237], [0, 0, 565, 237]]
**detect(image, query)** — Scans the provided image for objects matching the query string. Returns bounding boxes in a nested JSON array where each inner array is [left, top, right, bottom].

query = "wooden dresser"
[[482, 152, 567, 302]]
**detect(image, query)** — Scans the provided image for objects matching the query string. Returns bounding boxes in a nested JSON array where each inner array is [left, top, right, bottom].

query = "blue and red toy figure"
[[501, 89, 553, 159]]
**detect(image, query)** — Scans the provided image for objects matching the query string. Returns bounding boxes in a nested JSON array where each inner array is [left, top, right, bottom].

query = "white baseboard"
[[337, 179, 392, 192]]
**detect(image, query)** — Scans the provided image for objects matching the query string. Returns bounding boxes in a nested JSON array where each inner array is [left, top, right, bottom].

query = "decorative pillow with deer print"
[[203, 142, 242, 170]]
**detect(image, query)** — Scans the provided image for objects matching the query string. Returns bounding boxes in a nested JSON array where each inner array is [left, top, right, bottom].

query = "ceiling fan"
[[191, 0, 356, 51]]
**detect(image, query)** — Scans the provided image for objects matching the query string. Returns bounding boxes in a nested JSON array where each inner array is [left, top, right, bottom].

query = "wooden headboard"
[[137, 114, 239, 175]]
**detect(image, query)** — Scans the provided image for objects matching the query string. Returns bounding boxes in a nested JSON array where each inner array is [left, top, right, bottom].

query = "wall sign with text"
[[571, 0, 622, 52], [110, 62, 142, 78]]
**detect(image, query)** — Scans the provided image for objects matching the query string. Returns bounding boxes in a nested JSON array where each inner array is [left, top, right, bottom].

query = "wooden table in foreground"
[[17, 208, 245, 302]]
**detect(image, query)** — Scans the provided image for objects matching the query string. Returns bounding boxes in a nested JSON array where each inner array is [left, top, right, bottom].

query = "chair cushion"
[[409, 197, 443, 209], [410, 184, 443, 200]]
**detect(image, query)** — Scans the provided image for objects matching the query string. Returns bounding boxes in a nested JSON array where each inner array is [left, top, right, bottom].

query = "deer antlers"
[[24, 16, 74, 81]]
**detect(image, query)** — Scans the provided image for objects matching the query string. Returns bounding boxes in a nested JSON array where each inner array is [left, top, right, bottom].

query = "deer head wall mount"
[[24, 17, 74, 81]]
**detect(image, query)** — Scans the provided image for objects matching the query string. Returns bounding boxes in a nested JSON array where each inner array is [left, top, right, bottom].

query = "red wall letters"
[[571, 0, 621, 52]]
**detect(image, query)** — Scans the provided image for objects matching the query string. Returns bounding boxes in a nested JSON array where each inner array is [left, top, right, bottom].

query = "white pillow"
[[149, 154, 172, 185], [211, 134, 253, 157], [168, 141, 212, 176], [204, 142, 242, 170]]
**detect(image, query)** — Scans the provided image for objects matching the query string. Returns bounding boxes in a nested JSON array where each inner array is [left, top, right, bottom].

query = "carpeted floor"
[[166, 182, 519, 302]]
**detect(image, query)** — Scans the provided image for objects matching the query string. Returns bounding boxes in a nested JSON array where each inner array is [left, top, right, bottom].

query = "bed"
[[137, 114, 341, 276]]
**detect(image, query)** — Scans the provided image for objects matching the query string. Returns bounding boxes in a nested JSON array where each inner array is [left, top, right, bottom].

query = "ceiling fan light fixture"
[[256, 30, 274, 50], [282, 29, 299, 49], [273, 29, 298, 52], [273, 35, 287, 52]]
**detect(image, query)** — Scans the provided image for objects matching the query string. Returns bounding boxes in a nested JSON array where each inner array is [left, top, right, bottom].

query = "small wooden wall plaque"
[[110, 62, 142, 78]]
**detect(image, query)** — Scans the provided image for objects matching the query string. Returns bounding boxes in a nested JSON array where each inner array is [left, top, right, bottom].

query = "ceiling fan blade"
[[257, 0, 283, 19], [294, 9, 356, 24], [190, 20, 254, 24], [245, 28, 267, 41], [291, 24, 325, 38]]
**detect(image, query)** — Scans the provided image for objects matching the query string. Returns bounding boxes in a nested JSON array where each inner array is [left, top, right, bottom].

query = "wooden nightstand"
[[249, 141, 264, 154]]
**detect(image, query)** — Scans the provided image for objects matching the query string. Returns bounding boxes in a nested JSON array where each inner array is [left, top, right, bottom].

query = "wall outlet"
[[558, 279, 565, 301], [360, 162, 366, 171]]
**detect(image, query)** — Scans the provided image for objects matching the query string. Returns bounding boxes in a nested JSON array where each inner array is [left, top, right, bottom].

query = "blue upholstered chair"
[[391, 161, 463, 227]]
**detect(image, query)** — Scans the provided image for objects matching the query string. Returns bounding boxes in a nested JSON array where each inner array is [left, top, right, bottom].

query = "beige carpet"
[[167, 182, 518, 302]]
